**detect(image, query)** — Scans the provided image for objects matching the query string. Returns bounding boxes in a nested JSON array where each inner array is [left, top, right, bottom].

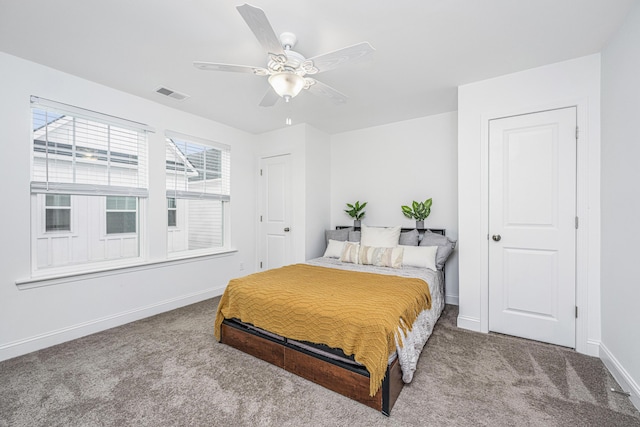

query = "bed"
[[215, 227, 454, 415]]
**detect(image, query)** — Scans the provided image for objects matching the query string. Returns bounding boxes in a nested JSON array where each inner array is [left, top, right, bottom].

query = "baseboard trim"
[[457, 315, 481, 332], [585, 339, 601, 358], [600, 342, 640, 412], [445, 294, 459, 305], [0, 286, 226, 362]]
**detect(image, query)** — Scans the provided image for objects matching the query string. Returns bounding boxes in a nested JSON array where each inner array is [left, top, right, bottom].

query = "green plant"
[[401, 198, 432, 221], [344, 201, 367, 220]]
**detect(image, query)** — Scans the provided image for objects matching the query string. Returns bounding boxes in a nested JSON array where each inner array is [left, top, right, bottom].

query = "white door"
[[488, 107, 577, 348], [259, 154, 293, 270]]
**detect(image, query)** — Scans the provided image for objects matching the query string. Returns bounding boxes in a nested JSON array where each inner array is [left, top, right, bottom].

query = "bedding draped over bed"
[[215, 263, 431, 396]]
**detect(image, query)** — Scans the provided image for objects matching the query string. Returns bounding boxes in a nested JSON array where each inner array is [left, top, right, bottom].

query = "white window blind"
[[165, 131, 230, 201], [31, 96, 150, 197]]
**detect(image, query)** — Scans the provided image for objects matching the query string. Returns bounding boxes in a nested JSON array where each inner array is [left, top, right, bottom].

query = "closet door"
[[259, 154, 293, 270], [488, 107, 577, 348]]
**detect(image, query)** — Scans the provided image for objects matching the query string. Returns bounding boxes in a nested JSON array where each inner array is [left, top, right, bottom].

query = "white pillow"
[[401, 245, 438, 270], [360, 245, 404, 269], [340, 242, 360, 264], [324, 239, 346, 258], [360, 225, 401, 248]]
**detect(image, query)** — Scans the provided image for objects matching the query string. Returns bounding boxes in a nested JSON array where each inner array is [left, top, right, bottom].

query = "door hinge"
[[575, 306, 578, 318], [260, 261, 263, 268], [260, 215, 262, 222], [260, 169, 263, 176], [575, 216, 579, 229], [575, 126, 579, 140]]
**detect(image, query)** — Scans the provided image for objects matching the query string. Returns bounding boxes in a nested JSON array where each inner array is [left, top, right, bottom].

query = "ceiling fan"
[[194, 3, 375, 107]]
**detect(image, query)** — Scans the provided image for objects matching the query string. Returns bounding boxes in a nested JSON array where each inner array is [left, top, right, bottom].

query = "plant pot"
[[415, 220, 424, 229], [354, 220, 361, 228]]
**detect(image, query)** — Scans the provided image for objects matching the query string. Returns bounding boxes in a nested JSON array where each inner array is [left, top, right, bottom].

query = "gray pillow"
[[399, 229, 419, 246], [348, 230, 361, 242], [419, 231, 457, 270], [325, 228, 352, 247]]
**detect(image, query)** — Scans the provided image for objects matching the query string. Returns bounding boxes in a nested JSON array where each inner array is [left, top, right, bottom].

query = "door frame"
[[478, 99, 596, 356]]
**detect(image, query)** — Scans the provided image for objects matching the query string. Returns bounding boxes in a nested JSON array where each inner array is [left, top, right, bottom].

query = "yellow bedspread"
[[214, 263, 431, 396]]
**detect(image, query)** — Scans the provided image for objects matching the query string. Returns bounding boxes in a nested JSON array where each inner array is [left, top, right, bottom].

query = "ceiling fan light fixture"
[[268, 72, 305, 100], [194, 5, 374, 108]]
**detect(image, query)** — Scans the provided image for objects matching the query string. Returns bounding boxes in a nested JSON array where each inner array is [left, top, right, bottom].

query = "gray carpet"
[[1, 299, 639, 427]]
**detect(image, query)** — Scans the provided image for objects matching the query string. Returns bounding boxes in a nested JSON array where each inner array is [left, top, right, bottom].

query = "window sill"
[[16, 248, 238, 290]]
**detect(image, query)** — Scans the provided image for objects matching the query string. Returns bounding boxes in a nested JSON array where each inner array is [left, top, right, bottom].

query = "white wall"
[[329, 112, 459, 303], [0, 52, 257, 361], [601, 1, 640, 409], [457, 54, 601, 356], [304, 125, 331, 259]]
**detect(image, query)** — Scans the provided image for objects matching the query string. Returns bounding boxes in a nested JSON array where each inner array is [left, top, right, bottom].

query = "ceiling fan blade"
[[306, 79, 348, 105], [193, 61, 268, 75], [236, 4, 284, 56], [308, 42, 375, 73], [258, 89, 280, 107]]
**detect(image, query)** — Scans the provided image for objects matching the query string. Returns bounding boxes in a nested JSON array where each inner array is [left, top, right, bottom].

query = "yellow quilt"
[[215, 263, 431, 396]]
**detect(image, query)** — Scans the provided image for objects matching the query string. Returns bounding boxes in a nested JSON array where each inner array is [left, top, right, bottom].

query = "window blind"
[[165, 131, 231, 201], [30, 96, 150, 197]]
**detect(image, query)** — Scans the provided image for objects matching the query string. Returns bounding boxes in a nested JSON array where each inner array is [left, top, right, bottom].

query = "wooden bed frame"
[[220, 319, 404, 415], [218, 227, 447, 416]]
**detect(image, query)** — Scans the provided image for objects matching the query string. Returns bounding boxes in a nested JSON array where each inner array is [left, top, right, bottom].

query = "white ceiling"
[[0, 0, 635, 134]]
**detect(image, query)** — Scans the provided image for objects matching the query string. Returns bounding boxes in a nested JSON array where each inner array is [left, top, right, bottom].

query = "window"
[[31, 96, 149, 272], [45, 194, 71, 232], [167, 198, 177, 227], [165, 131, 230, 255], [106, 196, 137, 234]]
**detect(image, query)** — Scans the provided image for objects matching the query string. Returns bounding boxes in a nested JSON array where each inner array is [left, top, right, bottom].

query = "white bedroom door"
[[488, 107, 577, 348], [259, 154, 293, 270]]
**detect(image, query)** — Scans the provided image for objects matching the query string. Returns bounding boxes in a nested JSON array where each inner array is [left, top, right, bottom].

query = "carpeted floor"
[[1, 298, 639, 427]]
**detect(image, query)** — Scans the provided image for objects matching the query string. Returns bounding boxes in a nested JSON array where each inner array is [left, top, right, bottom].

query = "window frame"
[[30, 96, 150, 276], [165, 131, 231, 257], [24, 97, 237, 286]]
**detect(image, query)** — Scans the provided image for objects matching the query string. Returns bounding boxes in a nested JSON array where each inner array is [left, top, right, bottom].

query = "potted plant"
[[401, 198, 432, 229], [344, 201, 367, 228]]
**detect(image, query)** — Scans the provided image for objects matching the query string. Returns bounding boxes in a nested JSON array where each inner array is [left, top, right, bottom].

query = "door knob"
[[492, 234, 501, 242], [284, 227, 290, 232]]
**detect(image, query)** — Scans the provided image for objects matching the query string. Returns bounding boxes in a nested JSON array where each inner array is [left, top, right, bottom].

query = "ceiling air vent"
[[155, 86, 190, 101]]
